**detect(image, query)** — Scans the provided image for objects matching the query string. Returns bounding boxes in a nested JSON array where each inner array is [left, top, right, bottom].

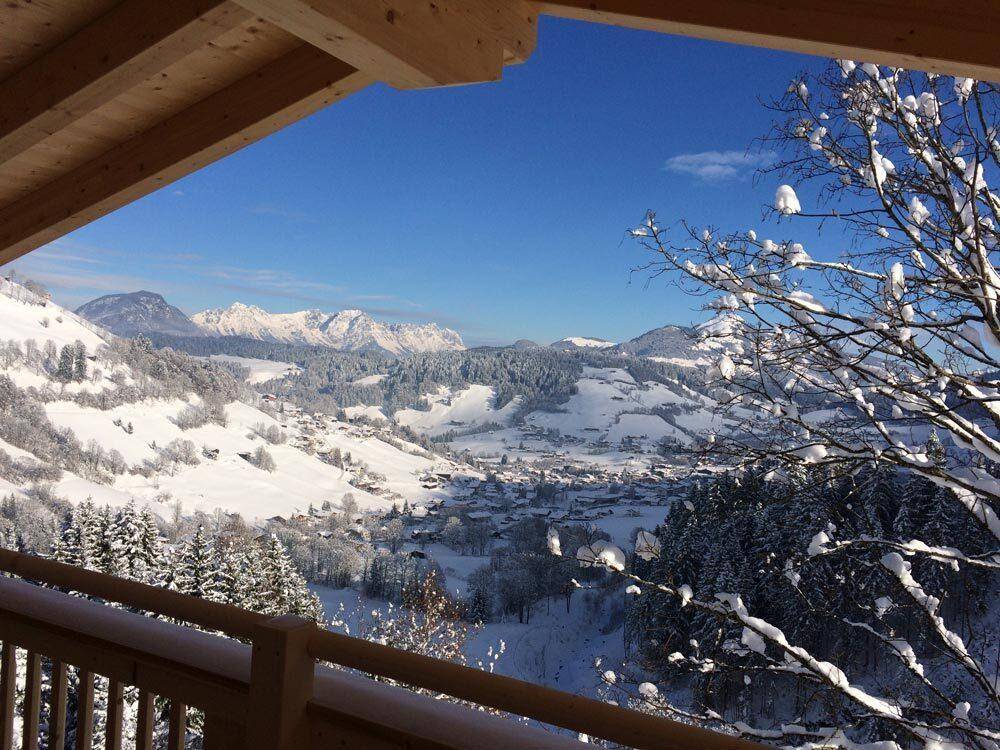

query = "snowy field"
[[203, 354, 299, 384], [0, 290, 108, 351], [442, 367, 735, 464], [310, 580, 627, 699], [395, 384, 521, 436]]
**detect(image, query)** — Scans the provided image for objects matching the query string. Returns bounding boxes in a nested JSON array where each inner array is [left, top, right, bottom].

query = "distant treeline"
[[150, 333, 707, 420]]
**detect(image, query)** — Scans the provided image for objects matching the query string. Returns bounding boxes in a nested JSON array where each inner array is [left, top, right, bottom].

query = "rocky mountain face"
[[75, 291, 202, 337], [611, 324, 694, 358], [191, 303, 464, 356], [612, 316, 743, 366]]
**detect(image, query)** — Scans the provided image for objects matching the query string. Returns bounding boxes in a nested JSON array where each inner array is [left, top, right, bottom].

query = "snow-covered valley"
[[0, 281, 469, 521], [5, 271, 991, 748]]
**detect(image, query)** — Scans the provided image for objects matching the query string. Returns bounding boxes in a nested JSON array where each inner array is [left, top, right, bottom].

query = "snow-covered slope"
[[393, 366, 739, 455], [75, 291, 202, 337], [612, 324, 694, 358], [663, 314, 745, 368], [550, 336, 616, 350], [395, 384, 521, 437], [0, 279, 109, 350], [202, 354, 299, 384], [522, 366, 720, 447], [191, 303, 464, 356], [615, 315, 744, 367], [0, 280, 466, 521], [38, 398, 398, 518]]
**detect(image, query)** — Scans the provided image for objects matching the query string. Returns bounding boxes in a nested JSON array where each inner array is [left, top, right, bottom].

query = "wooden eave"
[[0, 0, 996, 265]]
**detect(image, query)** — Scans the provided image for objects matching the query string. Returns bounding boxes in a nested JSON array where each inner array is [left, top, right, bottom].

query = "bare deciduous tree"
[[556, 62, 1000, 749]]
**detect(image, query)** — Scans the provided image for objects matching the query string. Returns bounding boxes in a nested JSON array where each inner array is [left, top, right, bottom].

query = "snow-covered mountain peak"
[[551, 336, 616, 350], [191, 303, 464, 356], [75, 290, 202, 337]]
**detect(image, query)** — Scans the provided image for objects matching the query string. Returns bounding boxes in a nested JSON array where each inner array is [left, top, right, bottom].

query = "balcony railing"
[[0, 548, 766, 750]]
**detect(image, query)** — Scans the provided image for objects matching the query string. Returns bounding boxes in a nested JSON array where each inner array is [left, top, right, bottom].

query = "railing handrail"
[[0, 548, 267, 639], [309, 628, 763, 750], [0, 549, 768, 750], [0, 576, 586, 750], [0, 576, 252, 717]]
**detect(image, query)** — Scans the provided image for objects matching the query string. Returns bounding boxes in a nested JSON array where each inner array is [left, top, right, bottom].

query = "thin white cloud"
[[3, 239, 460, 326], [247, 203, 315, 222], [664, 149, 775, 181]]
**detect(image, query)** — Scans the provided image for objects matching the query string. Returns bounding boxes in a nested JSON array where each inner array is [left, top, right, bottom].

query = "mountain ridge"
[[75, 291, 202, 337], [192, 302, 465, 356]]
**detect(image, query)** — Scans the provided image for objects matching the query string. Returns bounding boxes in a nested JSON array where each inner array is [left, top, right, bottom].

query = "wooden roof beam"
[[231, 0, 537, 89], [0, 0, 253, 166], [536, 0, 1000, 82], [0, 47, 372, 265]]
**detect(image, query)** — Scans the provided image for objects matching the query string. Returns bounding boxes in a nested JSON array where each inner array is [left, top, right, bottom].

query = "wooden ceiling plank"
[[231, 0, 524, 88], [462, 1, 538, 65], [536, 0, 1000, 82], [0, 0, 253, 166], [0, 47, 372, 264]]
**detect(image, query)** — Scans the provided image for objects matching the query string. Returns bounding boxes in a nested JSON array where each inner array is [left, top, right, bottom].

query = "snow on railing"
[[0, 548, 769, 750]]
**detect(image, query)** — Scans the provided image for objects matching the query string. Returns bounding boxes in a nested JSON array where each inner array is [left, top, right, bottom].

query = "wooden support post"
[[76, 670, 95, 750], [203, 714, 246, 750], [21, 652, 40, 750], [167, 702, 185, 750], [0, 644, 14, 750], [135, 691, 155, 750], [104, 680, 123, 750], [246, 615, 315, 750], [50, 661, 69, 749]]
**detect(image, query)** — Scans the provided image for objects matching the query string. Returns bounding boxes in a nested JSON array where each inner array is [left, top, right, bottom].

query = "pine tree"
[[73, 341, 87, 382], [56, 345, 75, 382], [90, 505, 120, 576], [76, 500, 100, 567], [138, 506, 165, 585], [211, 540, 251, 608], [894, 433, 945, 541], [113, 500, 146, 581], [51, 511, 83, 566], [174, 526, 216, 599], [0, 374, 15, 411], [258, 535, 320, 619], [855, 466, 897, 537]]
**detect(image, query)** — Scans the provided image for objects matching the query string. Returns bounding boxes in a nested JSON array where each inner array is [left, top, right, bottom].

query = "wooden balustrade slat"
[[104, 680, 123, 750], [203, 713, 245, 750], [0, 644, 14, 750], [22, 651, 40, 750], [135, 691, 154, 750], [50, 660, 69, 749], [76, 669, 95, 750], [167, 702, 185, 750]]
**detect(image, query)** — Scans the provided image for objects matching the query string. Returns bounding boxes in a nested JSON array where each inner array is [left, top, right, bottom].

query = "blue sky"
[[4, 17, 831, 346]]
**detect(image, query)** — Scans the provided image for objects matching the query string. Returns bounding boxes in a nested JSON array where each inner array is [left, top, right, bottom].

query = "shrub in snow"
[[251, 445, 277, 473], [546, 526, 562, 556], [250, 422, 287, 445]]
